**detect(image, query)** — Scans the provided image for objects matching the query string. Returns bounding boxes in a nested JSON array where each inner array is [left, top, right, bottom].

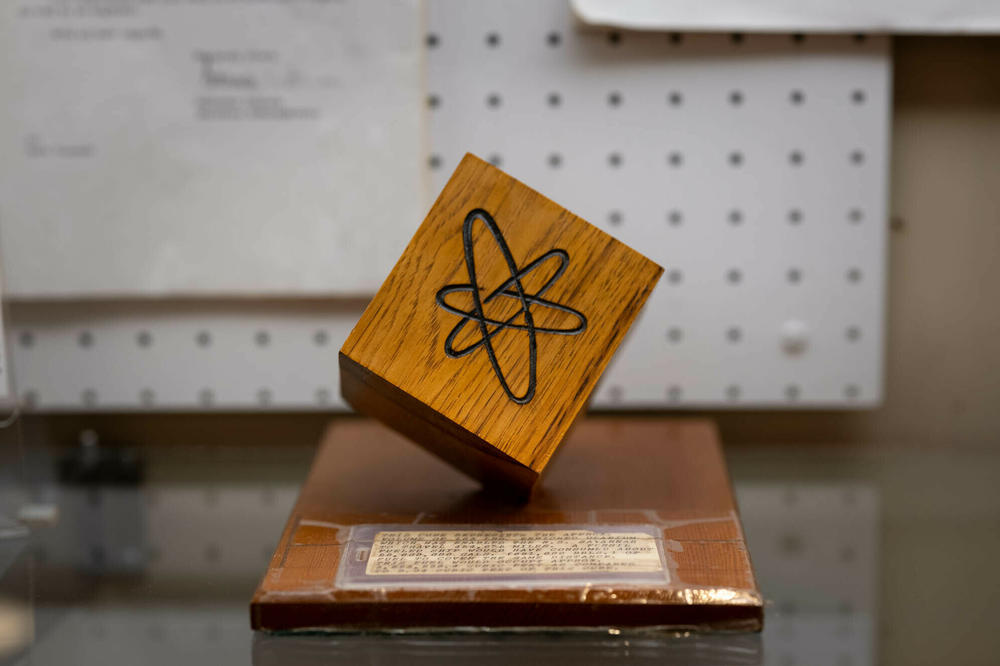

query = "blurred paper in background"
[[572, 0, 1000, 33], [0, 0, 423, 297]]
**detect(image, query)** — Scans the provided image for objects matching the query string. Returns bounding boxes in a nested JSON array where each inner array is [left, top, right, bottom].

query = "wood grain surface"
[[251, 417, 762, 632], [340, 154, 662, 492]]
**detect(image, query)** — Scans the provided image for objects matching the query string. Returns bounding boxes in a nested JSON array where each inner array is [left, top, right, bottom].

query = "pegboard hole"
[[667, 210, 683, 226], [425, 33, 439, 49], [728, 151, 744, 167], [485, 93, 502, 109], [78, 330, 94, 348], [488, 154, 503, 167], [726, 327, 742, 343], [547, 91, 561, 107], [788, 208, 803, 225], [851, 89, 867, 105], [667, 385, 682, 401], [607, 152, 623, 168], [667, 151, 683, 167], [666, 327, 683, 343], [485, 32, 500, 48], [728, 90, 744, 106], [546, 31, 561, 47], [669, 33, 683, 46], [790, 89, 805, 105], [778, 533, 804, 556], [22, 390, 38, 409], [849, 149, 865, 165], [198, 388, 215, 407], [845, 326, 862, 342], [255, 330, 271, 347], [727, 209, 743, 226], [846, 268, 863, 283], [607, 210, 623, 226], [725, 384, 742, 401], [726, 268, 743, 285], [785, 384, 801, 402], [848, 208, 864, 224], [667, 91, 683, 107], [313, 329, 329, 346], [547, 152, 562, 169], [787, 267, 803, 284], [789, 150, 804, 166], [607, 91, 623, 107], [607, 31, 623, 47], [667, 269, 683, 285], [428, 154, 442, 170], [18, 331, 34, 348], [427, 94, 440, 110]]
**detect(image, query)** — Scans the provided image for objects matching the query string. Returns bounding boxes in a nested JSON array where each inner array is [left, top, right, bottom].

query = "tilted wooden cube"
[[340, 154, 662, 494]]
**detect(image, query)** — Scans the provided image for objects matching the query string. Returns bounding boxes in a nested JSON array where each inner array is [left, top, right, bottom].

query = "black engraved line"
[[434, 208, 588, 405], [436, 250, 586, 348]]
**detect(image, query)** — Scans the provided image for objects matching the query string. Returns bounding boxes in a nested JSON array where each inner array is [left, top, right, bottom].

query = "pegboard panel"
[[427, 0, 889, 408], [5, 4, 890, 412], [8, 301, 356, 411]]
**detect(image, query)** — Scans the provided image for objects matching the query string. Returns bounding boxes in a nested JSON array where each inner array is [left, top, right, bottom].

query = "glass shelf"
[[2, 423, 998, 665]]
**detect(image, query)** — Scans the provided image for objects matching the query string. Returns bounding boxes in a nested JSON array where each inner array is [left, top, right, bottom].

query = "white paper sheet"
[[0, 0, 424, 297], [572, 0, 1000, 33]]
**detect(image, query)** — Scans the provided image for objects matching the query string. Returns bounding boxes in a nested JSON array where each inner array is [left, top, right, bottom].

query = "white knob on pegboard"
[[780, 320, 809, 355]]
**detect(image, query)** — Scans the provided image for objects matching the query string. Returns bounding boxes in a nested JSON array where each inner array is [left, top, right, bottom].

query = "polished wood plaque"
[[340, 154, 662, 493], [251, 418, 763, 632]]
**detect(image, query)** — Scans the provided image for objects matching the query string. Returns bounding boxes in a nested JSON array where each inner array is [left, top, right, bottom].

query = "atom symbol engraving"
[[435, 208, 588, 404]]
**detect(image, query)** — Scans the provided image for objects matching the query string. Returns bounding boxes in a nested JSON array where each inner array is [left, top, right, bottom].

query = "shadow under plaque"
[[250, 418, 762, 633]]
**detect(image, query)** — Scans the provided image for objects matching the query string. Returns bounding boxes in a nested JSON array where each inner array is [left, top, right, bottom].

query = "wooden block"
[[250, 418, 763, 632], [340, 154, 662, 493]]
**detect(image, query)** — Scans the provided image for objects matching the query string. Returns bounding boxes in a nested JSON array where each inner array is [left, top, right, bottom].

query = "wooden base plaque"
[[251, 418, 763, 633], [339, 154, 662, 494]]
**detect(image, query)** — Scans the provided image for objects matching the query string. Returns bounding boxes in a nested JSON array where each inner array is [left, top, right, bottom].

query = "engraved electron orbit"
[[435, 208, 588, 404]]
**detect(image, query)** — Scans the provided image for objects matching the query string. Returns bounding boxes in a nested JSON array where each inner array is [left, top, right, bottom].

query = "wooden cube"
[[340, 154, 662, 494]]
